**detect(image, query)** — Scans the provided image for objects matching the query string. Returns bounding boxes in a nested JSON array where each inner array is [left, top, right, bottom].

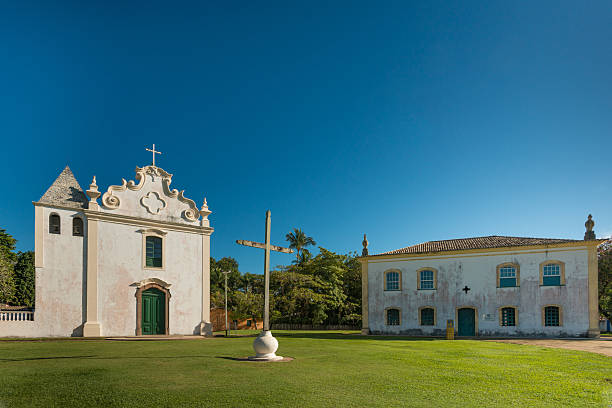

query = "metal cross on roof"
[[462, 285, 471, 294], [146, 144, 162, 167]]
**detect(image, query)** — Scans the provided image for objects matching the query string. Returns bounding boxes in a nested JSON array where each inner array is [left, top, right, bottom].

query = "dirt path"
[[488, 337, 612, 357]]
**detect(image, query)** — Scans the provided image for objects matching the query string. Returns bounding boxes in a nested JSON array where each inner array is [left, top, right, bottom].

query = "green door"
[[142, 288, 165, 335], [458, 308, 475, 336]]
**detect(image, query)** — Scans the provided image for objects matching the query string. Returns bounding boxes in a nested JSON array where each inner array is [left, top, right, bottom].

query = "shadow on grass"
[[0, 355, 212, 362], [271, 331, 441, 341], [216, 356, 295, 362]]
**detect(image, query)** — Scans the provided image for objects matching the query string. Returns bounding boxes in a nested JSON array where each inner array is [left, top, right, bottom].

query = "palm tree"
[[285, 228, 316, 264], [292, 249, 313, 265]]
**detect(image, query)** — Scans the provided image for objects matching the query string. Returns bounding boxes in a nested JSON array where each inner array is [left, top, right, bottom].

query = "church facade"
[[360, 222, 603, 338], [3, 164, 213, 337]]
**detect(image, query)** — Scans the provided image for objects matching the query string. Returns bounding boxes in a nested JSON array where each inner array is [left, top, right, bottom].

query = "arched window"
[[145, 236, 163, 268], [72, 217, 84, 236], [419, 307, 436, 326], [499, 306, 517, 327], [540, 261, 565, 286], [543, 305, 562, 327], [386, 308, 400, 326], [417, 268, 437, 290], [384, 270, 401, 291], [497, 263, 519, 287], [49, 214, 60, 234]]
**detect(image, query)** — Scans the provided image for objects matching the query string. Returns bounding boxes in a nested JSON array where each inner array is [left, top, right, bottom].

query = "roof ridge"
[[377, 235, 583, 257], [423, 235, 576, 244]]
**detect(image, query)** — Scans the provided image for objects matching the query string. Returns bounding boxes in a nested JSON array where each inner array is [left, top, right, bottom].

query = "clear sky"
[[1, 1, 611, 274]]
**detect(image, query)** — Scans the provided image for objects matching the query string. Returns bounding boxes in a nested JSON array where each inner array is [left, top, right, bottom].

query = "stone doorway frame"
[[132, 278, 171, 336]]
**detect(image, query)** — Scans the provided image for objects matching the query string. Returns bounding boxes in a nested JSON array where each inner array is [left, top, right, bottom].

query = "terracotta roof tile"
[[375, 235, 581, 256]]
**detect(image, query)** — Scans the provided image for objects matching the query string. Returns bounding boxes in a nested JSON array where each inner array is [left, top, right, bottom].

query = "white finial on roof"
[[200, 198, 212, 227]]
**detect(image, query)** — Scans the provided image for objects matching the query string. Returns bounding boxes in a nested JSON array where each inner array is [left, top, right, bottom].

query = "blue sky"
[[1, 1, 611, 274]]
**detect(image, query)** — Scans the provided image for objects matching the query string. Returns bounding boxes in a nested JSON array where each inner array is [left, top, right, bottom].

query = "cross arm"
[[236, 239, 294, 254]]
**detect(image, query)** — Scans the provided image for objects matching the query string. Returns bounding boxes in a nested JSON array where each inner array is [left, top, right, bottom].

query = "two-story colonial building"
[[359, 221, 604, 338]]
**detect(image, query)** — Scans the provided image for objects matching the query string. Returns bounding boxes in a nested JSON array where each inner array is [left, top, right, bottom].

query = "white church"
[[2, 153, 213, 337], [360, 219, 603, 338]]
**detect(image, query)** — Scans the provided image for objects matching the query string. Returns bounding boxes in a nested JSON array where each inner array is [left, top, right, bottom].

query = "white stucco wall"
[[367, 246, 592, 337], [13, 207, 87, 337], [97, 221, 204, 336], [1, 165, 212, 338]]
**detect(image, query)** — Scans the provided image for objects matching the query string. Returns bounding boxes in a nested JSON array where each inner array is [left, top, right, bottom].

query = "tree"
[[0, 229, 17, 304], [292, 249, 312, 265], [232, 290, 263, 328], [599, 240, 612, 320], [0, 255, 15, 304], [13, 251, 35, 307], [285, 228, 316, 264]]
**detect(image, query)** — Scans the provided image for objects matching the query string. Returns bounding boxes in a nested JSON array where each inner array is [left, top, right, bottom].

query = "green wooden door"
[[142, 288, 165, 335], [458, 308, 475, 336]]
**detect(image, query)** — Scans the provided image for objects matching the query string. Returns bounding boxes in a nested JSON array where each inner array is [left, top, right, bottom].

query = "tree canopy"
[[599, 240, 612, 320], [209, 229, 361, 328]]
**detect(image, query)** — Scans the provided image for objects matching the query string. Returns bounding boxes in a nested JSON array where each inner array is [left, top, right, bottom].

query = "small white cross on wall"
[[146, 144, 162, 167]]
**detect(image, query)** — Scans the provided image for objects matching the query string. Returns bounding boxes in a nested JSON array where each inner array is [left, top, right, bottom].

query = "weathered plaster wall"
[[1, 166, 212, 338], [97, 221, 203, 336], [367, 247, 590, 337], [0, 321, 38, 337], [34, 207, 86, 337]]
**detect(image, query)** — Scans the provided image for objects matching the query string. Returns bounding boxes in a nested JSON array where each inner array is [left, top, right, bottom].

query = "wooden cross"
[[462, 285, 471, 294], [146, 144, 162, 167], [236, 210, 293, 331]]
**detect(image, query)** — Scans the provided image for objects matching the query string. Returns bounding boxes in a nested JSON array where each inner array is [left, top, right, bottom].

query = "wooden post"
[[264, 210, 271, 331]]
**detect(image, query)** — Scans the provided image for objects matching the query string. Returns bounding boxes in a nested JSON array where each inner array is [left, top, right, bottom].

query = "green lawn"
[[0, 331, 610, 407]]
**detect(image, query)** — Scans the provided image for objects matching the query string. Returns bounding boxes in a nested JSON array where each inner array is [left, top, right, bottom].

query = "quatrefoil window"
[[141, 192, 166, 215]]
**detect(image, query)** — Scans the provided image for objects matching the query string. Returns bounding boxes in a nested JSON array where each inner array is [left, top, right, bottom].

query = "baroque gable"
[[100, 166, 201, 224]]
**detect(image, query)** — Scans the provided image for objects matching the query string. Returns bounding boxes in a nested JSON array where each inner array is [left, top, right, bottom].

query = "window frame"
[[542, 305, 563, 327], [141, 229, 167, 270], [539, 261, 565, 286], [416, 267, 437, 290], [419, 306, 436, 326], [385, 307, 401, 326], [72, 217, 84, 237], [49, 213, 61, 234], [498, 306, 518, 327], [496, 262, 520, 288], [383, 269, 402, 291]]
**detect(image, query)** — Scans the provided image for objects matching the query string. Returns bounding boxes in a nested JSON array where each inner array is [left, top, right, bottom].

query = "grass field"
[[1, 331, 611, 407]]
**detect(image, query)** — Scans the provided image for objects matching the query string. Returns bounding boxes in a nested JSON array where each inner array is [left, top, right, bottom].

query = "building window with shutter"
[[384, 270, 401, 291], [419, 307, 436, 326], [497, 263, 519, 287], [417, 269, 437, 290], [141, 229, 167, 270], [386, 308, 400, 326], [499, 307, 517, 327], [146, 236, 163, 268], [49, 214, 61, 234], [543, 306, 562, 327], [72, 217, 84, 236], [541, 263, 562, 286]]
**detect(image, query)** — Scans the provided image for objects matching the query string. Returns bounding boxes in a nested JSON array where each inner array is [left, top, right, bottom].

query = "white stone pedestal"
[[248, 330, 283, 361]]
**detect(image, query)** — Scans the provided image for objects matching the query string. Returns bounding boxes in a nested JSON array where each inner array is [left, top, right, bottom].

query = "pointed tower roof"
[[38, 166, 88, 209]]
